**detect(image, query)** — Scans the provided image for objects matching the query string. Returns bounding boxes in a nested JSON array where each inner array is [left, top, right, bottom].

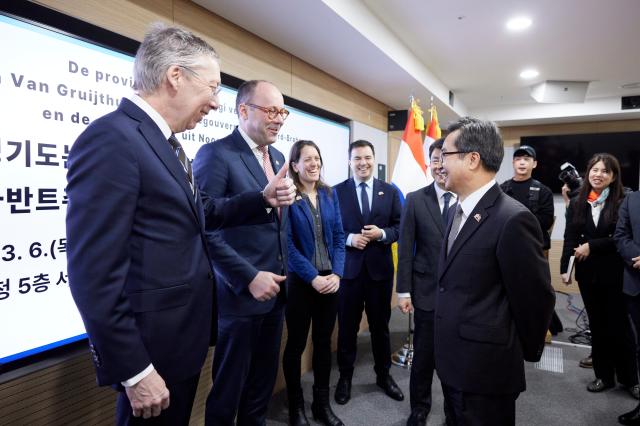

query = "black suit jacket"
[[435, 184, 555, 395], [334, 178, 401, 281], [561, 197, 623, 286], [397, 184, 450, 311], [66, 99, 268, 386], [615, 191, 640, 296], [193, 128, 288, 316]]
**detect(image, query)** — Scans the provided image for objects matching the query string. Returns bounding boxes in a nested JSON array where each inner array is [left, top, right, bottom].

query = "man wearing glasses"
[[67, 27, 295, 425], [435, 117, 555, 425], [193, 80, 291, 425]]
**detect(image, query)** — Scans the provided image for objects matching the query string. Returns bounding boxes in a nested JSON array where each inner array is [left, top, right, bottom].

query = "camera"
[[559, 162, 583, 195]]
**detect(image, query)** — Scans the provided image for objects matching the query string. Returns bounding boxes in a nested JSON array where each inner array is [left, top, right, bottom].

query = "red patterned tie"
[[258, 145, 279, 217]]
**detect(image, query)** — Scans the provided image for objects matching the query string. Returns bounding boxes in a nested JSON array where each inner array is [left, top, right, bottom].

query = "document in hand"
[[564, 255, 576, 277]]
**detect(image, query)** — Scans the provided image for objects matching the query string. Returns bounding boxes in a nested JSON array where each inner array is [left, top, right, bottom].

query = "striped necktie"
[[168, 134, 195, 197]]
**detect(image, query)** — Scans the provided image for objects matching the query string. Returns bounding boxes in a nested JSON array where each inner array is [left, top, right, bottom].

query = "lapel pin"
[[378, 191, 384, 196], [474, 213, 482, 222]]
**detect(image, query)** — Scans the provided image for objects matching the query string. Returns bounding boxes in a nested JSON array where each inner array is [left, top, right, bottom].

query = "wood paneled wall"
[[1, 1, 392, 424]]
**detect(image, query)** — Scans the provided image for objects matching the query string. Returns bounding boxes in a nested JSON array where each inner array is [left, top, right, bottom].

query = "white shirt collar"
[[459, 179, 496, 218], [237, 126, 260, 151], [129, 95, 172, 140], [434, 183, 456, 201], [354, 175, 375, 188]]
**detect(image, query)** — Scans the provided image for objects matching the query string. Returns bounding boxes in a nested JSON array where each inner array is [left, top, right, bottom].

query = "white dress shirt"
[[346, 176, 386, 247]]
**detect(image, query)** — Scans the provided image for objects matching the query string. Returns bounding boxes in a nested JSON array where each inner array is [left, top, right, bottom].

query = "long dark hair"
[[288, 140, 330, 195], [573, 153, 624, 227]]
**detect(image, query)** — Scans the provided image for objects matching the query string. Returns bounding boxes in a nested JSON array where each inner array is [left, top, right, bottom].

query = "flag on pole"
[[423, 104, 442, 185], [391, 99, 428, 202]]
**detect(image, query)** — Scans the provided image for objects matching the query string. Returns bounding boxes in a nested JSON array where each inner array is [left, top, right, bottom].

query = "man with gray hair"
[[66, 24, 294, 425], [435, 117, 555, 425]]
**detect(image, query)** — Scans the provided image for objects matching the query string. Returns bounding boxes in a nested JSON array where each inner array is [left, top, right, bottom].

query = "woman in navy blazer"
[[282, 140, 345, 426]]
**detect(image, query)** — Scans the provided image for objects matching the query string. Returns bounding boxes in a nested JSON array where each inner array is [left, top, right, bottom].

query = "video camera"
[[559, 162, 583, 195]]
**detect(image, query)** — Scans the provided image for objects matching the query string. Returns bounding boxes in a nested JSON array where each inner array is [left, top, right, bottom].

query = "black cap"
[[513, 145, 536, 159]]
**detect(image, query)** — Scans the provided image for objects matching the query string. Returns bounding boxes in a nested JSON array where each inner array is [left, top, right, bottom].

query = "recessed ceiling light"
[[621, 82, 640, 89], [506, 16, 532, 31], [520, 69, 539, 79]]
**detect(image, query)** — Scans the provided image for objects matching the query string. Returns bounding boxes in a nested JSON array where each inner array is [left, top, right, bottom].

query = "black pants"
[[579, 278, 637, 385], [441, 382, 518, 426], [337, 265, 393, 378], [283, 271, 338, 391], [410, 307, 436, 414], [625, 293, 640, 379], [116, 374, 199, 426]]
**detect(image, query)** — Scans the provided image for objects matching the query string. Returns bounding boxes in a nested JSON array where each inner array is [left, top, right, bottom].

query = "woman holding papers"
[[282, 140, 345, 426], [561, 153, 638, 398]]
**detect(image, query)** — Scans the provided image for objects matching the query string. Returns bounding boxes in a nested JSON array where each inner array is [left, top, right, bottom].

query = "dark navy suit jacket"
[[615, 191, 640, 296], [193, 128, 288, 316], [287, 188, 345, 283], [435, 184, 555, 395], [334, 178, 401, 281], [66, 99, 268, 386]]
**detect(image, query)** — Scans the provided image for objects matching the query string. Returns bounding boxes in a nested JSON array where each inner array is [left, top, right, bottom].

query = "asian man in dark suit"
[[396, 138, 456, 426], [615, 190, 640, 426], [66, 25, 294, 426], [193, 80, 291, 426], [334, 139, 404, 405], [436, 117, 555, 426]]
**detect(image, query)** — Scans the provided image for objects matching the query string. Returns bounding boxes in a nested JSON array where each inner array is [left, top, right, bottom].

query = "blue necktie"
[[359, 182, 370, 222], [442, 192, 452, 225]]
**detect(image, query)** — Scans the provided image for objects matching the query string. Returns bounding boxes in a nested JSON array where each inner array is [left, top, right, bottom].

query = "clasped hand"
[[311, 274, 340, 294], [352, 225, 383, 250]]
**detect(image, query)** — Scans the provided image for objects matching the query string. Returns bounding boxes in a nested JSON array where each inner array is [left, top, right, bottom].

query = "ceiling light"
[[621, 82, 640, 90], [506, 16, 532, 31], [520, 69, 539, 79]]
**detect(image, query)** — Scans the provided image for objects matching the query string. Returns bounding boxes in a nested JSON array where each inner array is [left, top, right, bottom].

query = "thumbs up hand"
[[263, 164, 296, 207]]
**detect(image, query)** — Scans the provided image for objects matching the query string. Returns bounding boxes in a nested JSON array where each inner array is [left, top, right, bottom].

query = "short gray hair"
[[447, 117, 503, 173], [133, 23, 219, 94]]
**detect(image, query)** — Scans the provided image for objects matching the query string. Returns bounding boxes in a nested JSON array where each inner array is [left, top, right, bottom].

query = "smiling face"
[[238, 82, 285, 146], [174, 55, 221, 132], [512, 155, 537, 181], [349, 145, 375, 181], [588, 160, 614, 193], [430, 147, 446, 188], [440, 130, 465, 193], [292, 145, 322, 189]]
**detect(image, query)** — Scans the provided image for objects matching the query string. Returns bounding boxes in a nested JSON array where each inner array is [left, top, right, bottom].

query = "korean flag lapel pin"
[[473, 213, 482, 222]]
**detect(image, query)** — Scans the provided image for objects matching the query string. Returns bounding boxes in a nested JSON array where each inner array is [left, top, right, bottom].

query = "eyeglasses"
[[245, 103, 290, 121], [179, 65, 222, 99], [440, 151, 472, 163]]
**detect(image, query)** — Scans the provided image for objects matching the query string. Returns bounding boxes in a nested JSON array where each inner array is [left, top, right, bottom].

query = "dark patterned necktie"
[[359, 182, 370, 222], [168, 134, 195, 197], [442, 192, 452, 225]]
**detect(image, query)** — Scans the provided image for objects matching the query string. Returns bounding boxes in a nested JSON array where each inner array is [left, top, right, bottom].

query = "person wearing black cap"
[[500, 145, 554, 252], [501, 146, 561, 340]]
